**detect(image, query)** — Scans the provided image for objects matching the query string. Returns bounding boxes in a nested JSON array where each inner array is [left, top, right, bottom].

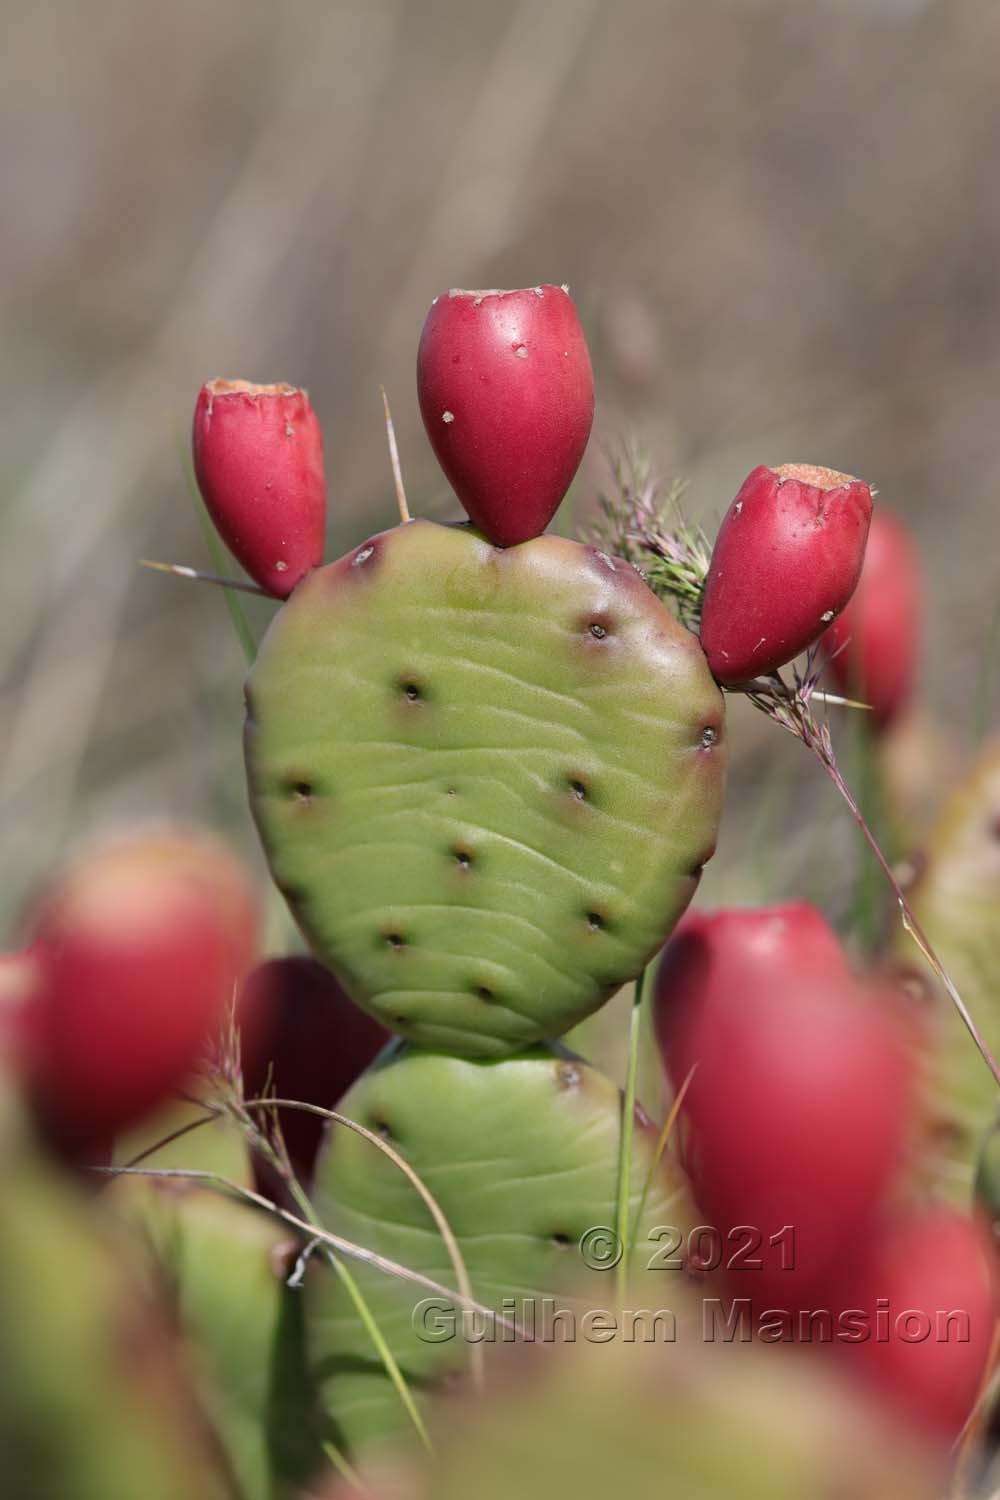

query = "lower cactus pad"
[[308, 1044, 691, 1457]]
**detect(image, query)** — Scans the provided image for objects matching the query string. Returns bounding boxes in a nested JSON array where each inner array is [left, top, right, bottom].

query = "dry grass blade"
[[199, 1018, 454, 1450], [118, 1108, 222, 1169], [97, 1164, 520, 1337]]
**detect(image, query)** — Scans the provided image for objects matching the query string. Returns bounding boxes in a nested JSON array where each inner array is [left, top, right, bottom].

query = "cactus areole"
[[245, 519, 725, 1056]]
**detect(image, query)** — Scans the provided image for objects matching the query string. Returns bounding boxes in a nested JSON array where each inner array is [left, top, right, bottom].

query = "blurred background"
[[2, 0, 999, 930]]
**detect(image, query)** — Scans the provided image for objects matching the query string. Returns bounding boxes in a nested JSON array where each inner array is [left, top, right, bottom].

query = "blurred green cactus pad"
[[372, 1340, 942, 1500], [308, 1044, 692, 1456], [891, 736, 1000, 1194], [245, 520, 725, 1054], [117, 1182, 325, 1500], [0, 1077, 231, 1500], [110, 1113, 324, 1499]]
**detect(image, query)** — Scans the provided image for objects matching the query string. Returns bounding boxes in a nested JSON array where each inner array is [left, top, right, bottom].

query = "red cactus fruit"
[[239, 956, 388, 1186], [654, 903, 852, 1104], [416, 285, 594, 546], [192, 378, 327, 598], [22, 829, 259, 1152], [655, 913, 915, 1300], [826, 1208, 998, 1441], [822, 507, 921, 729], [699, 463, 874, 684]]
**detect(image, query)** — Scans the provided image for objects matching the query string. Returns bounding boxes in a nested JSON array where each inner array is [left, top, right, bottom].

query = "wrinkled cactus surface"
[[308, 1043, 690, 1455], [246, 519, 725, 1055]]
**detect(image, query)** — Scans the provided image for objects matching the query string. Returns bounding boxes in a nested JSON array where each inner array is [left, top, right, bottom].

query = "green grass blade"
[[321, 1439, 364, 1491], [105, 1161, 453, 1458], [236, 1102, 438, 1458], [615, 964, 648, 1304], [327, 1253, 433, 1455], [630, 1065, 695, 1250], [244, 1096, 485, 1388]]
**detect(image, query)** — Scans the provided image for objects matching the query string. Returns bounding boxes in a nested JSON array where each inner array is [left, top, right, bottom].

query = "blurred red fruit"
[[192, 378, 327, 598], [699, 463, 873, 684], [23, 830, 259, 1152], [0, 950, 38, 1005], [239, 956, 388, 1185], [826, 1208, 998, 1441], [822, 507, 922, 729], [417, 285, 594, 546], [0, 950, 42, 1068], [654, 903, 852, 1103], [655, 910, 915, 1299]]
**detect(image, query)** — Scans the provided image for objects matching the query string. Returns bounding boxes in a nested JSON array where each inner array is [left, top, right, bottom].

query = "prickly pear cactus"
[[307, 1043, 692, 1457], [891, 738, 1000, 1196], [245, 520, 725, 1055]]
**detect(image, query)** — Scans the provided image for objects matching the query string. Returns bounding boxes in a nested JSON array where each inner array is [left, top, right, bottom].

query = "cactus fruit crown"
[[245, 518, 725, 1056], [441, 285, 569, 302], [773, 462, 856, 490], [201, 377, 301, 403]]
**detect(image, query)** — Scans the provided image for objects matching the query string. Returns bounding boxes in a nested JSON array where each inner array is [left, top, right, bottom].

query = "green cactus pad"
[[0, 1077, 230, 1500], [117, 1181, 326, 1500], [307, 1044, 692, 1457], [381, 1341, 941, 1500], [890, 738, 1000, 1197], [245, 520, 725, 1054]]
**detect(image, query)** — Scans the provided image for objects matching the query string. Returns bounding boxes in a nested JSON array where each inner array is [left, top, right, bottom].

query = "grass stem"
[[615, 964, 649, 1305]]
